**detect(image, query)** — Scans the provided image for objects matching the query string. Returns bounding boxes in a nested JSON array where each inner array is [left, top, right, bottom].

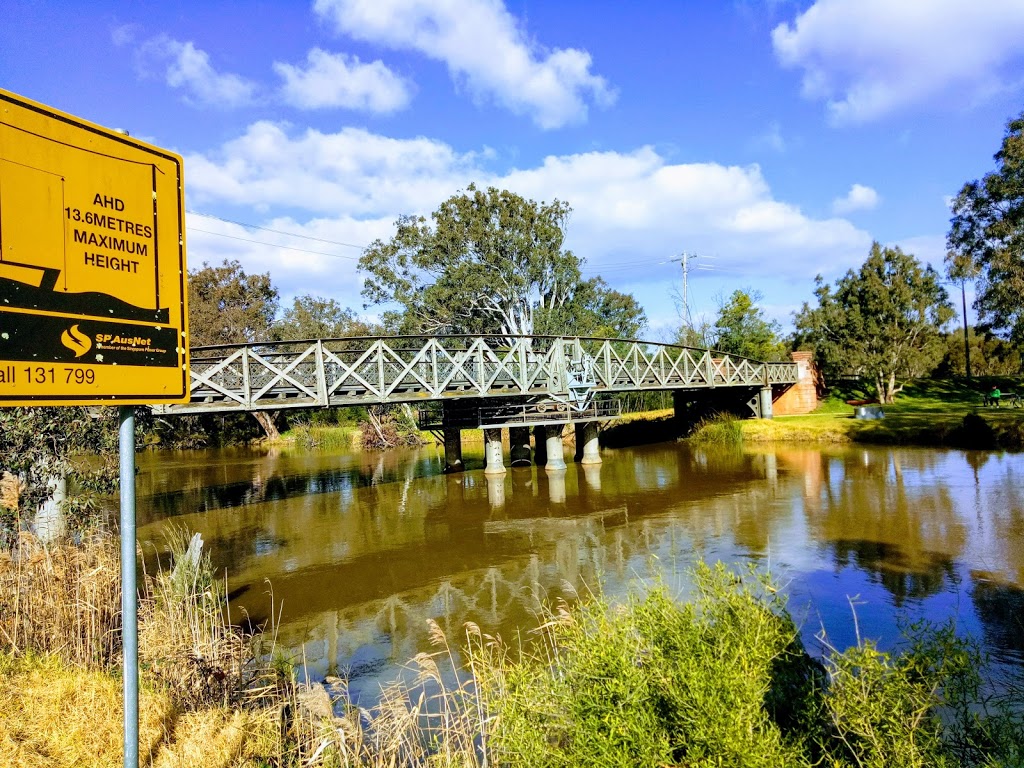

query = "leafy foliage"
[[534, 275, 647, 339], [474, 564, 1021, 768], [274, 295, 378, 341], [711, 289, 787, 360], [187, 259, 279, 347], [0, 407, 118, 542], [795, 243, 953, 403], [947, 110, 1024, 341], [935, 327, 1022, 377], [477, 564, 811, 768], [360, 184, 646, 338]]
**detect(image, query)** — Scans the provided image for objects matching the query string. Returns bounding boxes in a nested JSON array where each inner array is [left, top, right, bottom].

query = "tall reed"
[[0, 531, 121, 668]]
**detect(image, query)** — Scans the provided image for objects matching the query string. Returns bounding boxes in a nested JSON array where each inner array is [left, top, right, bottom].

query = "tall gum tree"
[[948, 110, 1024, 340], [359, 185, 645, 339], [795, 243, 953, 403], [188, 259, 281, 440]]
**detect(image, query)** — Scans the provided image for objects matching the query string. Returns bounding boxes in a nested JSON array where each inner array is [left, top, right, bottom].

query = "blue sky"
[[3, 0, 1023, 339]]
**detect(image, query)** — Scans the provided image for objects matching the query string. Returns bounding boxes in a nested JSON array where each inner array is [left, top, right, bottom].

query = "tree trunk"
[[252, 411, 281, 442], [877, 371, 902, 404]]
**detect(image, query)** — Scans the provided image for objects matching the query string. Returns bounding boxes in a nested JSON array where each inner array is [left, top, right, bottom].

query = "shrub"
[[689, 412, 744, 445]]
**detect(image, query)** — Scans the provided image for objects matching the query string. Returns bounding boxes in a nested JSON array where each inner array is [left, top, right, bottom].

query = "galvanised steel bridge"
[[155, 335, 799, 474]]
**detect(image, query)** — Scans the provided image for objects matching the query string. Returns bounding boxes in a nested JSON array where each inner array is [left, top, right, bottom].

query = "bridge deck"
[[154, 335, 798, 416]]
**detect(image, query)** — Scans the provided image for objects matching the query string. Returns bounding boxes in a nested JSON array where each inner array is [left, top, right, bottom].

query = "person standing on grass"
[[990, 385, 1002, 407]]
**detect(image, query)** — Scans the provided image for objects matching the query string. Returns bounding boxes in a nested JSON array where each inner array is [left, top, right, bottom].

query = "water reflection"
[[135, 441, 1024, 699]]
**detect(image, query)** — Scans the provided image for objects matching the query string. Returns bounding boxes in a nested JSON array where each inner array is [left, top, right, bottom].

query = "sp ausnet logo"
[[60, 325, 92, 358]]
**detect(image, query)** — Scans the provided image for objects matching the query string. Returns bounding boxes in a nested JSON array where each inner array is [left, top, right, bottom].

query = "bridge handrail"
[[189, 333, 793, 366], [163, 334, 799, 415]]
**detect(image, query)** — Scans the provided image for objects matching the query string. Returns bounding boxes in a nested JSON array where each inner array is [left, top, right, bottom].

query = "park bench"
[[982, 391, 1022, 408]]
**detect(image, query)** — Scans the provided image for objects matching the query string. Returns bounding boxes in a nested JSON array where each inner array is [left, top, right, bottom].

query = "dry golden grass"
[[740, 415, 854, 444], [139, 529, 257, 709], [150, 708, 281, 768], [0, 653, 286, 768], [0, 532, 121, 667], [0, 654, 173, 768], [0, 530, 488, 767]]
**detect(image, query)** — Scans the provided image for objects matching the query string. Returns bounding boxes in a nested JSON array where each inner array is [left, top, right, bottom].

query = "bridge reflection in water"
[[135, 443, 1024, 702]]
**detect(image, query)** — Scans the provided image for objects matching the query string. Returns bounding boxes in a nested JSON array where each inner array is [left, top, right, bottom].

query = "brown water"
[[135, 441, 1024, 704]]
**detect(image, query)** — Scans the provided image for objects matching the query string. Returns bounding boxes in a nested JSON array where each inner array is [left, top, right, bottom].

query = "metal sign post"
[[119, 406, 138, 768], [0, 88, 189, 768]]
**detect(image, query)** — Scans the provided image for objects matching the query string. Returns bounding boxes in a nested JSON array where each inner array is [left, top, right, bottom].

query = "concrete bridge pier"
[[544, 425, 567, 472], [533, 425, 548, 466], [759, 386, 774, 419], [509, 427, 532, 466], [483, 428, 506, 475], [574, 421, 601, 464]]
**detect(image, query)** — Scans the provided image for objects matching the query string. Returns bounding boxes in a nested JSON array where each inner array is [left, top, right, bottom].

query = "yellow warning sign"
[[0, 88, 189, 405]]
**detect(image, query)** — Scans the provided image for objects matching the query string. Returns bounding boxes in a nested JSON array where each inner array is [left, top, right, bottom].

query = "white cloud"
[[185, 121, 481, 215], [832, 183, 879, 214], [138, 36, 257, 108], [183, 122, 872, 311], [274, 48, 412, 113], [312, 0, 615, 129], [772, 0, 1024, 123]]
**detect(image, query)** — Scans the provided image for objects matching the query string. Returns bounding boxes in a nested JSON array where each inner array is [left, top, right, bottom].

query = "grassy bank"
[[2, 529, 1023, 767], [694, 377, 1024, 451]]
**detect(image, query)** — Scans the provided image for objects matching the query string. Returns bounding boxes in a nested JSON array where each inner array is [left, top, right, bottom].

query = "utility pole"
[[671, 252, 698, 329]]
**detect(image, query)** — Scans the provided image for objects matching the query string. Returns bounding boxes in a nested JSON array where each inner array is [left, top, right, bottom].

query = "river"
[[135, 440, 1024, 704]]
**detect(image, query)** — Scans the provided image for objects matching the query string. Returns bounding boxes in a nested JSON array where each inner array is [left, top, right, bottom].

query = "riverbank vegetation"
[[677, 377, 1024, 451], [2, 521, 1022, 767]]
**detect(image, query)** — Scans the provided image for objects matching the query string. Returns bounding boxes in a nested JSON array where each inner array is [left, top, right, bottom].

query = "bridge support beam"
[[673, 391, 691, 433], [483, 428, 506, 475], [443, 427, 463, 473], [509, 427, 532, 467], [544, 425, 567, 472], [759, 387, 773, 419], [575, 421, 601, 464], [533, 425, 548, 466]]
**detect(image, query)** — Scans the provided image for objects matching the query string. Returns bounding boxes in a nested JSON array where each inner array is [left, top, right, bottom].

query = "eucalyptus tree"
[[711, 289, 786, 360], [795, 243, 953, 403], [947, 110, 1024, 340], [359, 185, 645, 339]]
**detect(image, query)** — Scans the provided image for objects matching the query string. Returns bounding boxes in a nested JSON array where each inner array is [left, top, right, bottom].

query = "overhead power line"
[[188, 227, 362, 260], [186, 210, 369, 250], [186, 209, 723, 279]]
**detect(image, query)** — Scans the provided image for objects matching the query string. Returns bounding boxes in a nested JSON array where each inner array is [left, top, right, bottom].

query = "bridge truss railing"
[[159, 335, 797, 415]]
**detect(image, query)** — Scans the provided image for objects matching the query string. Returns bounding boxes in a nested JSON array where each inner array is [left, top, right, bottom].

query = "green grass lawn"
[[742, 376, 1024, 450]]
